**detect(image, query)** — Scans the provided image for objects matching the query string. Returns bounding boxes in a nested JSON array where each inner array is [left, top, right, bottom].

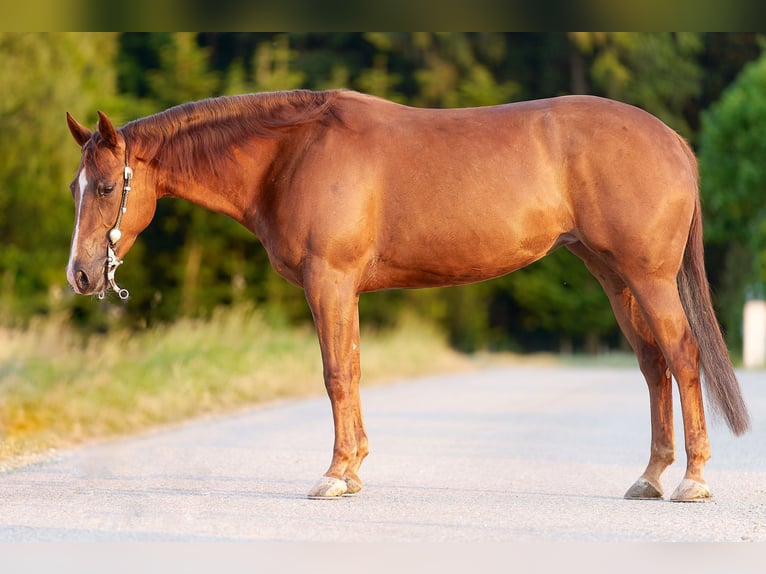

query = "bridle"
[[97, 161, 133, 300]]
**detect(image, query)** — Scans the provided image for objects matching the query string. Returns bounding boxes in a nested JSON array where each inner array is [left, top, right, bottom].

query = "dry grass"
[[0, 306, 472, 468]]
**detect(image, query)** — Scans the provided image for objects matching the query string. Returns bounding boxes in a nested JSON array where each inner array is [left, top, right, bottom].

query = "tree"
[[699, 49, 766, 346], [223, 33, 306, 95], [0, 33, 120, 321], [147, 32, 220, 108], [570, 33, 703, 137]]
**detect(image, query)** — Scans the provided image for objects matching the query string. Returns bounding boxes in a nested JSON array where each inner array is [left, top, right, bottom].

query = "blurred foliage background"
[[2, 32, 765, 355]]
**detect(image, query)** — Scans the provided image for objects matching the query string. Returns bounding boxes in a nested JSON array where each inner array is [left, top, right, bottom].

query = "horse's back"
[[333, 91, 692, 205]]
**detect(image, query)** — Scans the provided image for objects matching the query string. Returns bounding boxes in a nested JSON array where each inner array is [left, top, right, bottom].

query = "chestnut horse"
[[65, 89, 749, 501]]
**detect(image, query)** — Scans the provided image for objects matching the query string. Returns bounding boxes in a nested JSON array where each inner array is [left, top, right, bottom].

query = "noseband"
[[97, 162, 132, 300]]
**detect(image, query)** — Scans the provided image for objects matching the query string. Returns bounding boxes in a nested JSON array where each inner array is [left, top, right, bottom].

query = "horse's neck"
[[145, 136, 277, 231], [153, 168, 244, 224]]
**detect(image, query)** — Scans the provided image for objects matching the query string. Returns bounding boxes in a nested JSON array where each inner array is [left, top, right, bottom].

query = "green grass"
[[0, 306, 472, 468]]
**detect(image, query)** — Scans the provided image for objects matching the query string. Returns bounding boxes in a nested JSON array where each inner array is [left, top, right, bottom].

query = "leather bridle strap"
[[97, 163, 133, 300]]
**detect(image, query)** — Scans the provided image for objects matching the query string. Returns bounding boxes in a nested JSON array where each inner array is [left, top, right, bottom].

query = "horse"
[[65, 89, 750, 501]]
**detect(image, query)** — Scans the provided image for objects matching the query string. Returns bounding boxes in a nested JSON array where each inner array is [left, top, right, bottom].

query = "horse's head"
[[65, 111, 156, 299]]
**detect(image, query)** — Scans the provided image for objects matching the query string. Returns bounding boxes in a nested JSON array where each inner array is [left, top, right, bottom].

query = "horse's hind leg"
[[568, 244, 675, 499], [625, 275, 712, 501], [619, 304, 677, 500]]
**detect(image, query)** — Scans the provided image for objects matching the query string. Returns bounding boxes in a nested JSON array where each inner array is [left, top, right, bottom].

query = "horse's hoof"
[[307, 476, 348, 499], [624, 477, 664, 500], [343, 477, 362, 496], [670, 478, 711, 502]]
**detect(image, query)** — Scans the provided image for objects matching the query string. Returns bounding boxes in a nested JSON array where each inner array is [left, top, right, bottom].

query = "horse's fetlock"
[[654, 447, 675, 466]]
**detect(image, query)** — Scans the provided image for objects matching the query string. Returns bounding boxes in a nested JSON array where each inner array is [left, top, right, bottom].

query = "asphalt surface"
[[1, 364, 765, 542]]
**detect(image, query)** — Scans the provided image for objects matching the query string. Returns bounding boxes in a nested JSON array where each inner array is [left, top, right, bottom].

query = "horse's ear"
[[66, 112, 92, 147], [96, 111, 119, 148]]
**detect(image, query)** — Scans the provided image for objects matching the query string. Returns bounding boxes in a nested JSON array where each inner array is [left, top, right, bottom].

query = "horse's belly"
[[364, 228, 569, 291]]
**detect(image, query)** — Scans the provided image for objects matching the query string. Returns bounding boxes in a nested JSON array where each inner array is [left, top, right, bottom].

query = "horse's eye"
[[98, 183, 115, 197]]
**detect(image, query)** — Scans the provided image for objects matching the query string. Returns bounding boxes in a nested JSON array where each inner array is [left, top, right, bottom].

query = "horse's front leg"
[[304, 265, 368, 499]]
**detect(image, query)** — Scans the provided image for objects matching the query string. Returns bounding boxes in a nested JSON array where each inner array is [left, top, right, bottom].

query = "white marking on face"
[[66, 167, 88, 290]]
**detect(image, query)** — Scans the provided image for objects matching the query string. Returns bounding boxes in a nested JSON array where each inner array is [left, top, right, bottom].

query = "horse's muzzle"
[[67, 261, 105, 296]]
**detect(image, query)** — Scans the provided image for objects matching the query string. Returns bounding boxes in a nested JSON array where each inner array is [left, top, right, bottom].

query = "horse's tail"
[[676, 135, 751, 435]]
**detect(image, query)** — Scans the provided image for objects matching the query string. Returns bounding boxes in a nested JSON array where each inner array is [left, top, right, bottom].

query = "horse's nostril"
[[76, 270, 90, 292]]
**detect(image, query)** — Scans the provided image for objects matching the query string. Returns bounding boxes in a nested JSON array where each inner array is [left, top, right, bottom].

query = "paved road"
[[1, 365, 765, 542]]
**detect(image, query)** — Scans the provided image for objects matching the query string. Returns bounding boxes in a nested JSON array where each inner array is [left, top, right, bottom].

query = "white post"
[[743, 299, 766, 368]]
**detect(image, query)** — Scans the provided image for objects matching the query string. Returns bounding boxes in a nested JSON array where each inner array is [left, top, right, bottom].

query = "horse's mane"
[[121, 89, 345, 183]]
